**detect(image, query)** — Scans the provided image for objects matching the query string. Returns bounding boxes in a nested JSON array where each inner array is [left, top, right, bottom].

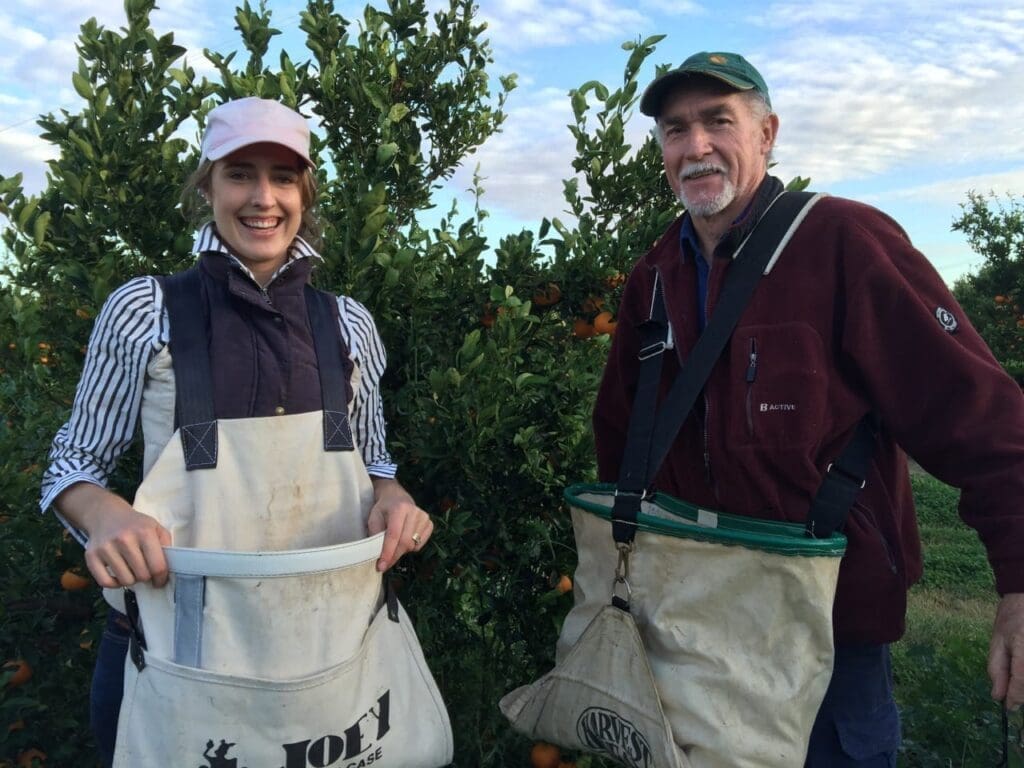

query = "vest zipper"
[[745, 338, 758, 437], [703, 394, 713, 485]]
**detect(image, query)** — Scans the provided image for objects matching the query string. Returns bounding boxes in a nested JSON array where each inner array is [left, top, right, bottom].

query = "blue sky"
[[1, 0, 1022, 284]]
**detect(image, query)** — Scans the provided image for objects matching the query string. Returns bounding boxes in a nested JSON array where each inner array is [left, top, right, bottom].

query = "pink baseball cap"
[[200, 97, 315, 168]]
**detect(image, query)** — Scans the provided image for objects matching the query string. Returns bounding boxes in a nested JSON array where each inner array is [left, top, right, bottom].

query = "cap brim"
[[640, 70, 755, 117], [204, 136, 315, 169]]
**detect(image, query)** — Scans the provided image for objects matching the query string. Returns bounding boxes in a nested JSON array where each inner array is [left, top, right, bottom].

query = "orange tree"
[[0, 0, 678, 763], [951, 192, 1024, 382]]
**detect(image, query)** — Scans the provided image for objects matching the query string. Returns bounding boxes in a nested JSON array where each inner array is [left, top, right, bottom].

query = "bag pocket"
[[501, 604, 688, 768], [113, 600, 452, 768]]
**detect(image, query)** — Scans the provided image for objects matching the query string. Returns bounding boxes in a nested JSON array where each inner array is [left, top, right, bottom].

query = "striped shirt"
[[40, 224, 397, 524]]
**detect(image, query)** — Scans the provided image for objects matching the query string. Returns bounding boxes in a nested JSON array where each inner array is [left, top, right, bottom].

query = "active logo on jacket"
[[197, 691, 390, 768], [576, 707, 654, 768]]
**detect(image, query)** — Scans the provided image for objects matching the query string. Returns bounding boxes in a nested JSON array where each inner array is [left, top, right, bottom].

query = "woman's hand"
[[366, 477, 433, 572], [55, 482, 171, 588]]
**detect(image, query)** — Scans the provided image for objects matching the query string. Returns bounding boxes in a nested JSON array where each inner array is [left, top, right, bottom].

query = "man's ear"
[[762, 112, 780, 154]]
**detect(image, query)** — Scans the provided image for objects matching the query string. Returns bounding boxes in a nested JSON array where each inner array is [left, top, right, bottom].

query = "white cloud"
[[639, 0, 705, 16], [0, 128, 58, 194], [873, 168, 1024, 207], [479, 0, 648, 50], [758, 2, 1024, 186], [448, 86, 579, 221]]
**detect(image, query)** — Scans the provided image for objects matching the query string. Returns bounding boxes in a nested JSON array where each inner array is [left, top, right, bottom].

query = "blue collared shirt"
[[680, 214, 711, 332]]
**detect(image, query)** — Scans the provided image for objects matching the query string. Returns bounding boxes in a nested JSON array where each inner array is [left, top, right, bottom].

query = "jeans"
[[805, 643, 902, 767], [90, 609, 131, 768]]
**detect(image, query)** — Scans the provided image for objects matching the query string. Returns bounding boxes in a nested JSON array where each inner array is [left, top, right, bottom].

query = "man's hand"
[[366, 478, 433, 572], [55, 482, 171, 589], [989, 592, 1024, 711]]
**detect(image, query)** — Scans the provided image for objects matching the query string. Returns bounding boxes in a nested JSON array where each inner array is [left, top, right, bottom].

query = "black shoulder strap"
[[612, 191, 818, 544], [804, 416, 876, 538], [304, 285, 356, 452], [161, 267, 218, 471]]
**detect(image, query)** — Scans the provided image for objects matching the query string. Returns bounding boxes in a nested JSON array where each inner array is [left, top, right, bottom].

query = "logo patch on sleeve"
[[935, 307, 958, 333]]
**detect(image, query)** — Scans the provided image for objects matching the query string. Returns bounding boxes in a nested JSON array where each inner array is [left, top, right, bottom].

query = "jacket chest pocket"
[[726, 322, 827, 449]]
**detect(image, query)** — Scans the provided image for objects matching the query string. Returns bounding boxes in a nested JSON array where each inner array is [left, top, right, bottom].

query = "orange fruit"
[[572, 318, 595, 339], [593, 311, 617, 335], [582, 296, 605, 313], [995, 295, 1008, 304], [16, 749, 46, 767], [603, 272, 626, 288], [555, 574, 573, 594], [3, 659, 32, 688], [60, 569, 91, 591], [529, 742, 561, 768], [532, 282, 562, 307]]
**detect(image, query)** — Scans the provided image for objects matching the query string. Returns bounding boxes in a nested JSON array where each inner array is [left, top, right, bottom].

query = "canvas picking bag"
[[113, 526, 453, 768], [500, 483, 845, 768], [558, 485, 845, 768]]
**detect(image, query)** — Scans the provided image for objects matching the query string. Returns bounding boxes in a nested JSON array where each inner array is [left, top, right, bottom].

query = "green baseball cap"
[[639, 51, 771, 117]]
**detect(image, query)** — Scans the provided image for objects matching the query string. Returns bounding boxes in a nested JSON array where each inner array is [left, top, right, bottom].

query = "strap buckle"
[[612, 488, 649, 525], [613, 487, 649, 501], [638, 341, 666, 361], [826, 461, 866, 489], [612, 542, 634, 608]]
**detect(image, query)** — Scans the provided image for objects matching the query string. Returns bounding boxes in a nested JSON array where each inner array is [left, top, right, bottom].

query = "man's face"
[[657, 83, 778, 221]]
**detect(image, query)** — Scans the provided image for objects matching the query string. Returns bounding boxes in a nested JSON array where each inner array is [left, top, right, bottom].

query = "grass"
[[895, 474, 1022, 768]]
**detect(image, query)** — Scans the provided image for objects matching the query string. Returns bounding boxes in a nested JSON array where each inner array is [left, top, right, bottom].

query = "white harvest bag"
[[113, 537, 452, 768], [503, 483, 846, 768], [110, 412, 453, 767]]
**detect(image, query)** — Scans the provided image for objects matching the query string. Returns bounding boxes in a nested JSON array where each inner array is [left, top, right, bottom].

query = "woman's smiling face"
[[207, 142, 305, 285]]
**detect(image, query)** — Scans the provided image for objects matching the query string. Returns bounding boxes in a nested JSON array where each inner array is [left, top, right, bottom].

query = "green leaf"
[[515, 372, 548, 389], [387, 103, 410, 124], [33, 211, 50, 246], [376, 142, 399, 165], [570, 90, 587, 119], [16, 198, 39, 230], [71, 72, 93, 99], [361, 82, 388, 111]]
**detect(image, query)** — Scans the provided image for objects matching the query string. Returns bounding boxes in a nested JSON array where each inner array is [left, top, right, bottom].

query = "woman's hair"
[[179, 158, 323, 249]]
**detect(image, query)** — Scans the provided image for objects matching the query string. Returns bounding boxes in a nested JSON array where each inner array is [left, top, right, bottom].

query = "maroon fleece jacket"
[[593, 175, 1024, 645]]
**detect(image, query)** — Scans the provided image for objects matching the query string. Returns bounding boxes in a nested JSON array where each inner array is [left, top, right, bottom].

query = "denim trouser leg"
[[90, 609, 130, 768], [805, 643, 902, 767]]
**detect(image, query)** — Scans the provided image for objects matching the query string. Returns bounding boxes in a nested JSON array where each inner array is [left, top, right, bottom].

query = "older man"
[[592, 51, 1024, 766]]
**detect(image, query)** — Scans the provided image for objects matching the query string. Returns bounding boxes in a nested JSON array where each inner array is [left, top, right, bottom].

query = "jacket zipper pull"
[[746, 340, 758, 383]]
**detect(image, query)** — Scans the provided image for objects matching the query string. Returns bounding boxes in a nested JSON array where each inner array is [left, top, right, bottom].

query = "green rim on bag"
[[564, 483, 846, 557]]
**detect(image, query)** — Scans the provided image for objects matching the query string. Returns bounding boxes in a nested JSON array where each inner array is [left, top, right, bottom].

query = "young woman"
[[40, 97, 437, 766]]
